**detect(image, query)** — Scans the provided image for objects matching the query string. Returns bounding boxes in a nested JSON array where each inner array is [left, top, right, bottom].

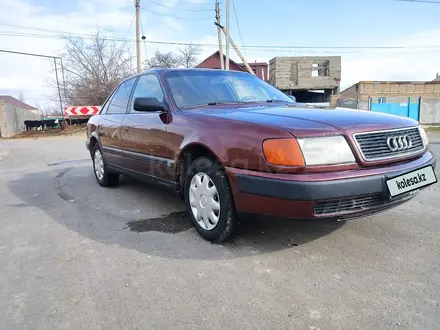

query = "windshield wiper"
[[182, 101, 247, 109], [209, 101, 248, 105], [266, 99, 289, 103]]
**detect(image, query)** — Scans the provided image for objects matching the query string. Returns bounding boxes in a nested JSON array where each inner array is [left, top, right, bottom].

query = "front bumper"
[[226, 151, 437, 219]]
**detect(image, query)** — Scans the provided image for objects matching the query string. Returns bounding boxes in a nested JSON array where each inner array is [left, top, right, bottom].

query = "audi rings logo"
[[386, 135, 412, 152]]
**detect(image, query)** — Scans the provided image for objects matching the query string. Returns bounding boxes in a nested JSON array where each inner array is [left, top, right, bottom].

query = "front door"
[[99, 78, 136, 167], [121, 74, 172, 180]]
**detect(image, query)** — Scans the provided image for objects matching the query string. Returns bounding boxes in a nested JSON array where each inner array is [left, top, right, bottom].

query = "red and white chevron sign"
[[64, 106, 101, 117]]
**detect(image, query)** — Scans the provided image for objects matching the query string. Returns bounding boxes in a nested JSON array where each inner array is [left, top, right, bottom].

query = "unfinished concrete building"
[[269, 56, 341, 102]]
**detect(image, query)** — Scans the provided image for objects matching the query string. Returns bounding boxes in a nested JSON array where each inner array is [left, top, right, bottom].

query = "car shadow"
[[7, 166, 345, 260]]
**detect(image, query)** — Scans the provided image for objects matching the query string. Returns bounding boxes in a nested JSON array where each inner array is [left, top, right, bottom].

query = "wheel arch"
[[89, 136, 98, 154], [175, 142, 222, 199]]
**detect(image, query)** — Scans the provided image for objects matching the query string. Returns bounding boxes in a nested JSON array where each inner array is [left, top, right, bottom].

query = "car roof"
[[128, 67, 250, 80], [152, 67, 248, 74]]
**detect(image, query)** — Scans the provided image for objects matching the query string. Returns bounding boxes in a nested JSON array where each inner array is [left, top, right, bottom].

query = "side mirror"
[[288, 95, 296, 102], [133, 97, 167, 112]]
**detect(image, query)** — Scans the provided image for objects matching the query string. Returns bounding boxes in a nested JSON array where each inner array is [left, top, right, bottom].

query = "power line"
[[231, 0, 247, 58], [0, 23, 92, 36], [1, 30, 440, 51], [0, 33, 351, 54], [144, 0, 213, 11], [0, 49, 61, 59], [139, 15, 148, 59], [124, 13, 136, 39], [139, 7, 212, 20]]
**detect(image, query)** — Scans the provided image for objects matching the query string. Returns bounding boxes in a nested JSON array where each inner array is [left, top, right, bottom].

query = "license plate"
[[386, 165, 437, 198]]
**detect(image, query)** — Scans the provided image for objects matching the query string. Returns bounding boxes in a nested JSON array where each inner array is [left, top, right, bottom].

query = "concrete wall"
[[0, 100, 39, 137], [269, 56, 341, 91], [339, 84, 358, 99], [420, 97, 440, 124], [359, 82, 440, 97], [357, 99, 370, 111]]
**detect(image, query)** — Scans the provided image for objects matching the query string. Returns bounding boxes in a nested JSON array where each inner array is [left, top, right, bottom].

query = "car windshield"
[[164, 70, 294, 109]]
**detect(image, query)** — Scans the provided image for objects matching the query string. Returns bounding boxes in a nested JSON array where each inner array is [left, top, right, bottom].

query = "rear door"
[[98, 78, 136, 167], [120, 74, 172, 180]]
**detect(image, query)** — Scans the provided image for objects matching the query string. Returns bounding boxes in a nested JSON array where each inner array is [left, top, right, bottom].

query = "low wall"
[[0, 100, 39, 137], [358, 99, 369, 110], [336, 97, 370, 110], [335, 96, 440, 124], [420, 97, 440, 125]]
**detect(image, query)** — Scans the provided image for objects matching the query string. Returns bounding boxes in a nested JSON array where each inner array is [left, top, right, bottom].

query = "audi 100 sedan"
[[86, 68, 437, 242]]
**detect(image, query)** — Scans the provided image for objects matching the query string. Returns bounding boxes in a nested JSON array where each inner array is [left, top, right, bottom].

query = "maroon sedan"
[[86, 69, 437, 242]]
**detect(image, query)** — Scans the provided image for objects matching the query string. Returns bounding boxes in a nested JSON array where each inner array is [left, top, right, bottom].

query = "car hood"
[[186, 105, 419, 136]]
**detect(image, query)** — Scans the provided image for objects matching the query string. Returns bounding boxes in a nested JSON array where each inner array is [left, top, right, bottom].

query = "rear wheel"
[[184, 157, 239, 242], [92, 144, 119, 187]]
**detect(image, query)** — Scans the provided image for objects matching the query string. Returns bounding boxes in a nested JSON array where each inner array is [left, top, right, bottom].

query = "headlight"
[[418, 125, 429, 147], [297, 136, 355, 166]]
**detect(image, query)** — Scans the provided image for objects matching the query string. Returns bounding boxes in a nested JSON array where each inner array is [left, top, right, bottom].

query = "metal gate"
[[370, 97, 420, 121]]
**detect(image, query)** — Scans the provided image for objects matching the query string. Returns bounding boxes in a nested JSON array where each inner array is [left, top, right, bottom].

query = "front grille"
[[354, 127, 424, 161], [313, 194, 384, 215]]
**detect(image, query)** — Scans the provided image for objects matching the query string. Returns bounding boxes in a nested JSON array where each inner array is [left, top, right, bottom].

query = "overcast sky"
[[0, 0, 439, 110]]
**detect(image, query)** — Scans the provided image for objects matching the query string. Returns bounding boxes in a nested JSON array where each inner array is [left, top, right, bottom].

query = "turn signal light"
[[263, 139, 305, 166]]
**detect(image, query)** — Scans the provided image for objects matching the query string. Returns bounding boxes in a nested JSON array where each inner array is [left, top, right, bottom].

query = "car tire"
[[184, 157, 240, 243], [92, 144, 119, 187]]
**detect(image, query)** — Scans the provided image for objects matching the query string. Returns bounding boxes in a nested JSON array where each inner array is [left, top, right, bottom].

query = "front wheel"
[[92, 144, 119, 187], [184, 157, 240, 242]]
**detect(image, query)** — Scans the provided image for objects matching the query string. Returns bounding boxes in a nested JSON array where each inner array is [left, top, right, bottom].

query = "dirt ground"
[[3, 124, 87, 140]]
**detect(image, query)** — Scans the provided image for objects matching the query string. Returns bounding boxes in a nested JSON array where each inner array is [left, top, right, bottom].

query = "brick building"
[[339, 81, 440, 123], [340, 81, 440, 100], [0, 96, 39, 137], [195, 51, 268, 80]]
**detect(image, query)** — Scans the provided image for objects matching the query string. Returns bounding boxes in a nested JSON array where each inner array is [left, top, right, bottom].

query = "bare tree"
[[146, 49, 181, 69], [40, 105, 60, 118], [178, 43, 201, 68], [51, 31, 134, 106]]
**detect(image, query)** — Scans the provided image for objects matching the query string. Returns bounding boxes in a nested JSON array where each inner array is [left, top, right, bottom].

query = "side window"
[[106, 78, 136, 114], [130, 74, 164, 112], [100, 89, 116, 114]]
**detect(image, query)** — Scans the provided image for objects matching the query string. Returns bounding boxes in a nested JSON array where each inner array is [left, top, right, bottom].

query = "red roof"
[[196, 51, 247, 72], [196, 51, 268, 80], [0, 95, 37, 110]]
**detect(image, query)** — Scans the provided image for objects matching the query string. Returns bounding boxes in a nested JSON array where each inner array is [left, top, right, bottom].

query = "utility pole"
[[225, 0, 230, 70], [218, 26, 255, 75], [0, 49, 65, 116], [53, 58, 63, 117], [135, 0, 141, 73], [215, 2, 224, 70], [59, 57, 67, 100]]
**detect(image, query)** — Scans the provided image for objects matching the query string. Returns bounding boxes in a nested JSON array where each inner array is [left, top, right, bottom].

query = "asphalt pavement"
[[0, 133, 439, 330]]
